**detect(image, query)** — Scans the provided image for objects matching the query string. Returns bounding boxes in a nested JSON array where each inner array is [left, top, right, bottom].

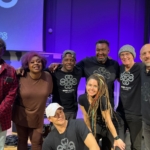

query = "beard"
[[145, 62, 150, 67], [96, 56, 107, 63]]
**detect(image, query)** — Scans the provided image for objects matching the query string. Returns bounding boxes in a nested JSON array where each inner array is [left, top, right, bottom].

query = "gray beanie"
[[118, 44, 136, 58]]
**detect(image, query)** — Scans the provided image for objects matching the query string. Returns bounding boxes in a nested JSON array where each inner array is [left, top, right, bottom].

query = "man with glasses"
[[42, 103, 100, 150], [117, 45, 142, 150]]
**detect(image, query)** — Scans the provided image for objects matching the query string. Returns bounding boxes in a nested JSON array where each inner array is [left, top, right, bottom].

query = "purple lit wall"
[[44, 0, 145, 105], [44, 0, 145, 63], [2, 0, 145, 117]]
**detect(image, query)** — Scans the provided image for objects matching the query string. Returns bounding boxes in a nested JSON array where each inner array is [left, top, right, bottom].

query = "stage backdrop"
[[0, 0, 44, 51], [44, 0, 145, 107]]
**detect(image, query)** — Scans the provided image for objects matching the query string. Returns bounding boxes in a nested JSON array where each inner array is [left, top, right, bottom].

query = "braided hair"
[[87, 73, 113, 136]]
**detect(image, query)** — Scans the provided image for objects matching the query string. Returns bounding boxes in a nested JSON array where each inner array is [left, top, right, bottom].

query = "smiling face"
[[28, 56, 43, 73], [96, 43, 109, 63], [120, 51, 134, 66], [48, 108, 66, 126], [140, 44, 150, 67], [62, 54, 75, 72], [86, 78, 99, 97]]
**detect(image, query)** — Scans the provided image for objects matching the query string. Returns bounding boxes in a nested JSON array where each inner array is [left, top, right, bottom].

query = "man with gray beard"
[[140, 44, 150, 150]]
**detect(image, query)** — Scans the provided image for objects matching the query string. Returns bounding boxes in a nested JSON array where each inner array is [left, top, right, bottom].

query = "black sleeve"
[[101, 96, 109, 111], [78, 94, 85, 106], [75, 119, 91, 141], [138, 62, 144, 70], [76, 59, 85, 77], [115, 62, 120, 79]]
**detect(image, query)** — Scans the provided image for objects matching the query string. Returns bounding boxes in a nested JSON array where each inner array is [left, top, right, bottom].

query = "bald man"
[[140, 44, 150, 150]]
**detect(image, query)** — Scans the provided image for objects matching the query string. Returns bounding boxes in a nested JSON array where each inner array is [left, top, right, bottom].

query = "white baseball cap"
[[45, 103, 64, 118]]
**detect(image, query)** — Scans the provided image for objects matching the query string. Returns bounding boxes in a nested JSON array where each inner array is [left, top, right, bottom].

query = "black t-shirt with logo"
[[52, 66, 83, 112], [117, 63, 141, 116], [141, 66, 150, 125], [77, 57, 120, 108], [42, 119, 90, 150], [78, 94, 108, 127]]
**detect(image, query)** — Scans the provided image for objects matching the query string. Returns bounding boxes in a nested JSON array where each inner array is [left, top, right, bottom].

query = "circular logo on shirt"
[[120, 71, 134, 85], [60, 75, 77, 89], [57, 138, 75, 150], [93, 67, 111, 79]]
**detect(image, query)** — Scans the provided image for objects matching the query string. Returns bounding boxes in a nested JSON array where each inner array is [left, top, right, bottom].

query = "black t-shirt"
[[78, 94, 108, 127], [77, 57, 120, 108], [117, 63, 142, 116], [51, 66, 82, 112], [141, 66, 150, 125], [42, 119, 90, 150]]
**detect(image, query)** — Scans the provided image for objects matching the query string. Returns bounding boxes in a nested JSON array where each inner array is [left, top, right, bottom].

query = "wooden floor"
[[4, 146, 17, 150]]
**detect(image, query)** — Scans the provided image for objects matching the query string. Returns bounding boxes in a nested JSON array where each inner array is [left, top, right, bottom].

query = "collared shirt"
[[0, 59, 18, 131]]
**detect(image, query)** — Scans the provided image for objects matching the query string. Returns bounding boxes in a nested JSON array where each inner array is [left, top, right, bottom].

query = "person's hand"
[[114, 138, 125, 150], [16, 67, 24, 76], [48, 63, 60, 73]]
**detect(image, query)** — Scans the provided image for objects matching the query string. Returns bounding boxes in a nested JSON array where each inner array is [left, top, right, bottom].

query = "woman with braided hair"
[[78, 73, 125, 150]]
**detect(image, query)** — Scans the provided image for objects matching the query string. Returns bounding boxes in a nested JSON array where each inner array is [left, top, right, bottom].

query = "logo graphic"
[[57, 138, 76, 150], [0, 0, 18, 8], [93, 67, 111, 79], [0, 32, 8, 40], [60, 75, 77, 89], [120, 71, 134, 85], [141, 82, 150, 102]]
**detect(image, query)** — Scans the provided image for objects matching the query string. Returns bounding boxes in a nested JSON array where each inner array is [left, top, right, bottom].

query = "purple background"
[[2, 0, 146, 115], [44, 0, 145, 63], [43, 0, 145, 108]]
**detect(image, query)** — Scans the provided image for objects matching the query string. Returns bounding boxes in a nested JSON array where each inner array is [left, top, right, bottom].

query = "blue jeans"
[[143, 121, 150, 150], [0, 125, 7, 150]]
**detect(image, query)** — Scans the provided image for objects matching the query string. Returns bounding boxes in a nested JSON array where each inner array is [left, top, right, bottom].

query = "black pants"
[[119, 113, 142, 150], [64, 111, 77, 120], [98, 113, 124, 150]]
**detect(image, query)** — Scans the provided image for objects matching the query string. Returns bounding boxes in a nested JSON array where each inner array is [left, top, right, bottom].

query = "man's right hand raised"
[[48, 63, 60, 73], [16, 67, 25, 76]]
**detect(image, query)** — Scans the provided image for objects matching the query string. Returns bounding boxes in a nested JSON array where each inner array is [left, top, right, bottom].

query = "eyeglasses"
[[120, 52, 131, 58]]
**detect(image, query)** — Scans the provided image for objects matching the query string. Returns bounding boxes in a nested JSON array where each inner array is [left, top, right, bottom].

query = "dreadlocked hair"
[[87, 73, 113, 137]]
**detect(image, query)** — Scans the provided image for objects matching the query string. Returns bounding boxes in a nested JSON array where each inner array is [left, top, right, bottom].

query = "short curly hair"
[[21, 52, 47, 71]]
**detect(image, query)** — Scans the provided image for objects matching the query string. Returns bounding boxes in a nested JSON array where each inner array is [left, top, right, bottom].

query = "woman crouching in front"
[[78, 73, 125, 150]]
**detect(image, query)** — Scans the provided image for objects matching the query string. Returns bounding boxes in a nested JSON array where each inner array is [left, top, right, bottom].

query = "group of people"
[[0, 38, 150, 150]]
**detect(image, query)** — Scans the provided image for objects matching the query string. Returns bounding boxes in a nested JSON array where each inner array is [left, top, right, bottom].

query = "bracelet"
[[114, 135, 120, 140]]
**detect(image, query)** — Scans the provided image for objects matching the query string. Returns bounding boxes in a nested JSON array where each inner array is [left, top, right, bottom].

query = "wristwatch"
[[114, 135, 120, 140]]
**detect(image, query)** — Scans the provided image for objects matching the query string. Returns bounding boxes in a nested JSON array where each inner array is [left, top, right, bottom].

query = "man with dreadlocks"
[[78, 73, 125, 150]]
